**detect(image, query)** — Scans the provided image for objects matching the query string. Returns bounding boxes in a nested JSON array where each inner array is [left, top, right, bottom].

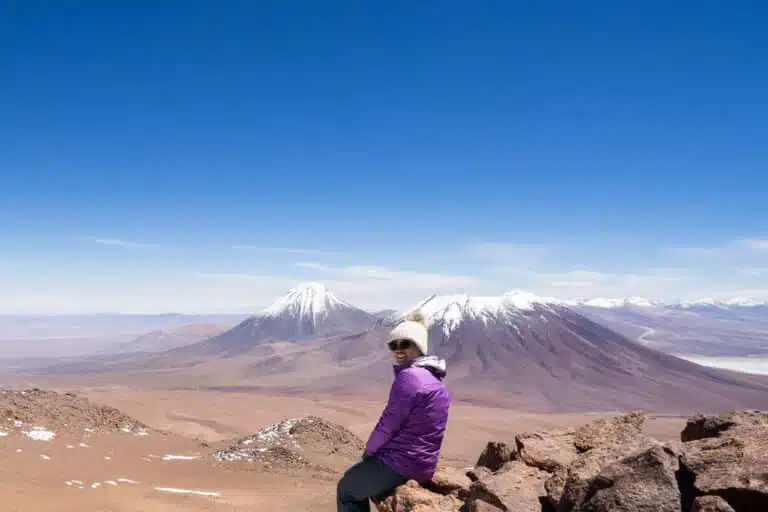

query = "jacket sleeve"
[[364, 370, 420, 456]]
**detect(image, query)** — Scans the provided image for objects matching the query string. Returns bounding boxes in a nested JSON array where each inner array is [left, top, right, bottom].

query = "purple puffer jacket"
[[364, 355, 451, 482]]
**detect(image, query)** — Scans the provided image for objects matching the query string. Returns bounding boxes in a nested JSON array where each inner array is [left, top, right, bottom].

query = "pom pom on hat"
[[406, 311, 426, 327], [389, 310, 429, 355]]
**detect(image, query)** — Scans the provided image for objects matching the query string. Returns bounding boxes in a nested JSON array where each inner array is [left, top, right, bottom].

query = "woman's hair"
[[406, 311, 427, 327]]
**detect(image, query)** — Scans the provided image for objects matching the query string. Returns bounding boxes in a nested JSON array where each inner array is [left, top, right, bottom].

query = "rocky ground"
[[0, 387, 764, 511], [373, 410, 767, 512], [0, 389, 338, 510]]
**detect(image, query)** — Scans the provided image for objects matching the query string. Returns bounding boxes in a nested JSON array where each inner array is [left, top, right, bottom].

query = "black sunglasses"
[[388, 339, 413, 351]]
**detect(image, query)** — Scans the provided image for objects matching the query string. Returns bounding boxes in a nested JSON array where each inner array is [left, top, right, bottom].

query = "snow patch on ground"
[[214, 418, 299, 462], [154, 487, 221, 497], [24, 427, 56, 441], [161, 454, 200, 461], [66, 478, 137, 489]]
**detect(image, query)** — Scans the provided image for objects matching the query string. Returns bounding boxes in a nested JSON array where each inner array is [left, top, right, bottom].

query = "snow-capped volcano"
[[261, 282, 357, 321], [358, 288, 768, 412], [397, 289, 564, 336], [177, 283, 374, 355]]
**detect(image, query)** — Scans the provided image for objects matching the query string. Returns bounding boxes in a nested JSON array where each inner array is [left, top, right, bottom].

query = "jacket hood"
[[401, 355, 447, 380]]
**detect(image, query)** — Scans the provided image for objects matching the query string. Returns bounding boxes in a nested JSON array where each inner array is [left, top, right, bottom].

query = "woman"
[[336, 312, 451, 512]]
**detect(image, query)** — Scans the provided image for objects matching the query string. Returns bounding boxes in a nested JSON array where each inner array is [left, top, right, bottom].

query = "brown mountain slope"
[[199, 305, 768, 414], [116, 324, 230, 353]]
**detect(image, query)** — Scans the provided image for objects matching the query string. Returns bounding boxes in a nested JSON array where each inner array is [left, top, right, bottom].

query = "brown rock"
[[467, 466, 493, 482], [544, 467, 567, 505], [681, 410, 768, 442], [467, 460, 549, 512], [515, 428, 578, 472], [572, 411, 646, 452], [553, 433, 655, 509], [692, 495, 736, 512], [468, 501, 504, 512], [680, 426, 768, 512], [568, 443, 680, 512], [374, 480, 463, 512], [475, 441, 516, 472], [424, 467, 471, 498]]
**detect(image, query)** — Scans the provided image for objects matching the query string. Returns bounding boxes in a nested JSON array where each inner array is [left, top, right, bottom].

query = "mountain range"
[[569, 298, 768, 357], [21, 283, 768, 415]]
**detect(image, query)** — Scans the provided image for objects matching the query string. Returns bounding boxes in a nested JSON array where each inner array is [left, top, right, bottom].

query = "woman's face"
[[388, 339, 422, 365]]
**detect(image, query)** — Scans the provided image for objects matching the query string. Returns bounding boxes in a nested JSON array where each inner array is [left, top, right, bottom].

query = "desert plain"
[[0, 381, 692, 512]]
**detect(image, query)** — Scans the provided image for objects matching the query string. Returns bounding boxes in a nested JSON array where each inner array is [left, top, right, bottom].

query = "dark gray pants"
[[337, 456, 407, 512]]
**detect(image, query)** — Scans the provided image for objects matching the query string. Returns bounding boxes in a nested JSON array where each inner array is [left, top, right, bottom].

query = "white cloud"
[[5, 237, 768, 313], [294, 262, 483, 310], [0, 273, 295, 314], [184, 263, 483, 313], [294, 262, 329, 271], [231, 246, 339, 255], [740, 239, 768, 251], [515, 268, 697, 300], [670, 237, 768, 260], [84, 236, 148, 248], [737, 268, 764, 277]]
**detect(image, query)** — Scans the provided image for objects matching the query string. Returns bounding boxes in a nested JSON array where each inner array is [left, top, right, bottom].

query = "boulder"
[[373, 480, 463, 512], [679, 428, 768, 511], [681, 411, 768, 442], [475, 441, 516, 472], [551, 433, 656, 509], [423, 467, 471, 498], [566, 442, 680, 512], [692, 495, 737, 512], [515, 428, 578, 472], [466, 460, 549, 512], [572, 411, 646, 452]]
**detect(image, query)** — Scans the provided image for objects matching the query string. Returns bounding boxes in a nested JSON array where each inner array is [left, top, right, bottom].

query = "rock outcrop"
[[678, 410, 768, 512], [374, 410, 767, 512], [0, 388, 150, 436], [213, 415, 364, 473], [375, 480, 464, 511]]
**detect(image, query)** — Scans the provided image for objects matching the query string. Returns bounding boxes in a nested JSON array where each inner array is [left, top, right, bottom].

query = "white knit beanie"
[[388, 312, 429, 355]]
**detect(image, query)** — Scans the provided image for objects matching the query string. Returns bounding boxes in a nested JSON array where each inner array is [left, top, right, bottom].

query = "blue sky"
[[1, 1, 767, 312]]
